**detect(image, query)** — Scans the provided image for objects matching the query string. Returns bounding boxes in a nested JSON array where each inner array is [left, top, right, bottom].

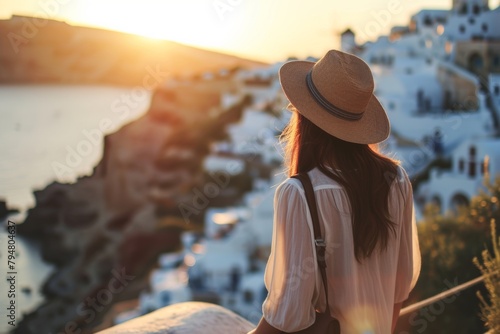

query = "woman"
[[248, 50, 421, 334]]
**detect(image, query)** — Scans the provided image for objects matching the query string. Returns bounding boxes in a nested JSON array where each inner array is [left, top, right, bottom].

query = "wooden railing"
[[400, 275, 485, 316]]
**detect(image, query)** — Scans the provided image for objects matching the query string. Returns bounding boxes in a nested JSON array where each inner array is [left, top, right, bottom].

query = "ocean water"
[[0, 85, 152, 212], [0, 85, 152, 333], [0, 225, 54, 334]]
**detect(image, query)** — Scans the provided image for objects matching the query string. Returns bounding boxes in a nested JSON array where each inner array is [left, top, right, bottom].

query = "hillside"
[[0, 15, 266, 86]]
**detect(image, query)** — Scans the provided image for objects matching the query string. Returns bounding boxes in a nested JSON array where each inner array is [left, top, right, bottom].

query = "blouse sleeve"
[[262, 179, 317, 332], [394, 171, 421, 303]]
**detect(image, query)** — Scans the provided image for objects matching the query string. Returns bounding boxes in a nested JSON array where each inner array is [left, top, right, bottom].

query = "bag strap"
[[291, 173, 331, 314]]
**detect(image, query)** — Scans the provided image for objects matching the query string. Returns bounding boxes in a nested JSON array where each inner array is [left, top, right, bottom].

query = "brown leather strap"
[[292, 173, 331, 314]]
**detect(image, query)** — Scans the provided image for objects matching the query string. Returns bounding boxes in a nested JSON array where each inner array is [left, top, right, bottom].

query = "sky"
[[1, 0, 500, 62]]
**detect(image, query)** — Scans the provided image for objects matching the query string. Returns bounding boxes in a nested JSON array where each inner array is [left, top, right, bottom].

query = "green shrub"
[[396, 177, 500, 333], [474, 219, 500, 333]]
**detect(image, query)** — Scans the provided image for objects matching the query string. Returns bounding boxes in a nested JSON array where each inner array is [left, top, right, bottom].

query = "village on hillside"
[[106, 0, 500, 329]]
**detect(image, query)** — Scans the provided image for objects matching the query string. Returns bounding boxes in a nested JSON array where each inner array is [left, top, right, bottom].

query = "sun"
[[75, 0, 230, 48]]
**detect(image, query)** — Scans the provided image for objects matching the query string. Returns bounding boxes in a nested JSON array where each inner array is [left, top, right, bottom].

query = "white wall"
[[444, 7, 500, 41]]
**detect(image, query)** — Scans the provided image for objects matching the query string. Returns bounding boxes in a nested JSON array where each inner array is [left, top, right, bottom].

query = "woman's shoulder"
[[308, 168, 344, 189], [390, 165, 413, 202], [275, 175, 304, 196], [273, 177, 309, 213], [393, 164, 411, 184], [277, 169, 343, 193]]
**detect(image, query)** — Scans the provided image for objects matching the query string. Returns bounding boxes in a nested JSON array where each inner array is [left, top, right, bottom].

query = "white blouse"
[[262, 166, 421, 334]]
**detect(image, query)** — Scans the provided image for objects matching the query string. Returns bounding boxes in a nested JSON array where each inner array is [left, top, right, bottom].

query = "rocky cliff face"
[[15, 74, 253, 333]]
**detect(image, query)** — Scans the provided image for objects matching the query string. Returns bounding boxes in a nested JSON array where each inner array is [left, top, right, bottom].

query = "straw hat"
[[279, 49, 390, 144]]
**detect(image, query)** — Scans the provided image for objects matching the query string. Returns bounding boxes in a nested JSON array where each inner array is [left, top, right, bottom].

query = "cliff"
[[14, 73, 254, 333], [0, 15, 266, 86]]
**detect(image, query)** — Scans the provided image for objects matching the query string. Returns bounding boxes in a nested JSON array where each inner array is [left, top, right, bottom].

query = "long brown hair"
[[282, 108, 400, 262]]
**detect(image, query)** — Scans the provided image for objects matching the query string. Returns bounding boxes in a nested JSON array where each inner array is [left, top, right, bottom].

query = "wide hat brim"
[[279, 60, 390, 144]]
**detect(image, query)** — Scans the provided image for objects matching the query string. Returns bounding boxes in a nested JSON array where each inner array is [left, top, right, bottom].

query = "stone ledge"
[[97, 302, 255, 334]]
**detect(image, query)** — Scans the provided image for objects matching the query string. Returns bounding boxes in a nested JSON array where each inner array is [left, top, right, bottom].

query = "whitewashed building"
[[418, 138, 500, 214], [348, 0, 500, 181], [444, 1, 500, 42]]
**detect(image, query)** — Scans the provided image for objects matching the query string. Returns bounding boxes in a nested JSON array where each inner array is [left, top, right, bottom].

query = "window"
[[243, 290, 254, 304], [469, 17, 475, 24], [444, 90, 452, 109], [482, 23, 488, 32], [469, 161, 477, 178], [470, 146, 477, 157], [459, 159, 465, 173], [423, 16, 432, 26], [494, 85, 500, 96], [473, 4, 480, 15], [468, 147, 477, 178], [493, 55, 500, 67], [459, 25, 466, 34], [417, 89, 424, 111]]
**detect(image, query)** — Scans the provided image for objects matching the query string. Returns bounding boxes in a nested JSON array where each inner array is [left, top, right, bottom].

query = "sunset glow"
[[75, 0, 230, 47], [3, 0, 498, 61]]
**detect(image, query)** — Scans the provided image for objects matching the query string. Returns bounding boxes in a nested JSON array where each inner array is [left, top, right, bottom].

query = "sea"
[[0, 85, 152, 333], [0, 226, 53, 334]]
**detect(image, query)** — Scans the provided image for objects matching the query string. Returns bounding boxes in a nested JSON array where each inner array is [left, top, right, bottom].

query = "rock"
[[97, 302, 255, 334]]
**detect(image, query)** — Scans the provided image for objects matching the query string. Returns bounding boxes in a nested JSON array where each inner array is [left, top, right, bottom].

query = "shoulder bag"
[[286, 173, 341, 334]]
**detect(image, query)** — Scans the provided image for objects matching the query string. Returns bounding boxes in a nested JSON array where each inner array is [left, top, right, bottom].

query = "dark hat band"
[[305, 71, 364, 121]]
